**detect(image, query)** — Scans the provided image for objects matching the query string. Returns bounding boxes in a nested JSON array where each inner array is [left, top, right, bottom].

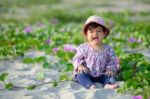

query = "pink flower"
[[136, 38, 142, 43], [128, 37, 136, 43], [24, 26, 32, 33], [63, 44, 77, 53], [50, 18, 58, 25], [46, 39, 51, 44], [53, 48, 59, 53], [109, 19, 114, 28], [133, 95, 143, 99], [128, 37, 142, 43]]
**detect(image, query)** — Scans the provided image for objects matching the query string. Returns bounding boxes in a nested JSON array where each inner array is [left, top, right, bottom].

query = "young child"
[[72, 15, 119, 90]]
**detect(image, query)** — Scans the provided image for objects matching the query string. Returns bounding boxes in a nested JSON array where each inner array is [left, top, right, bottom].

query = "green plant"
[[117, 53, 150, 99], [0, 73, 14, 90]]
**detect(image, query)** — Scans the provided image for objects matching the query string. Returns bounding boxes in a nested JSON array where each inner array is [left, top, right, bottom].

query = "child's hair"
[[84, 22, 106, 35]]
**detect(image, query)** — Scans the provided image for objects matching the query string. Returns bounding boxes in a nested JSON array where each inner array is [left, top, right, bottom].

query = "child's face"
[[86, 26, 105, 45]]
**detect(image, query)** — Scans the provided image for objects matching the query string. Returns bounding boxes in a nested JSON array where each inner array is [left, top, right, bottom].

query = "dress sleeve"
[[106, 46, 118, 72], [72, 45, 86, 71]]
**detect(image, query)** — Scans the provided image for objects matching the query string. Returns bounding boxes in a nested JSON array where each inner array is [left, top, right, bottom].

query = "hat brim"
[[83, 22, 110, 38]]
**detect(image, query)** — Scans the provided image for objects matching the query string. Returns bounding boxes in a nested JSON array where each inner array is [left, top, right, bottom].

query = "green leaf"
[[129, 53, 144, 62], [132, 88, 143, 95], [5, 83, 13, 90], [72, 36, 82, 45], [66, 52, 74, 59], [143, 79, 148, 85], [120, 59, 132, 70], [59, 74, 69, 81], [42, 61, 50, 69], [0, 73, 8, 81], [37, 71, 45, 80], [59, 59, 66, 65], [35, 56, 46, 62], [64, 63, 73, 72], [27, 85, 36, 90], [23, 58, 34, 64], [122, 70, 133, 80], [126, 79, 138, 89], [137, 64, 146, 72], [117, 88, 124, 93], [59, 73, 72, 81], [16, 51, 24, 56], [143, 72, 150, 80], [52, 81, 58, 87], [56, 50, 66, 58]]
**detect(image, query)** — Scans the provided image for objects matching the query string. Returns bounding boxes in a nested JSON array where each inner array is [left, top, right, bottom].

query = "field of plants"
[[0, 0, 150, 99]]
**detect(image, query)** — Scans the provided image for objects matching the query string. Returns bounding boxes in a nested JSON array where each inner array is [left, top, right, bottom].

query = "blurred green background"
[[0, 0, 150, 24], [0, 0, 150, 59]]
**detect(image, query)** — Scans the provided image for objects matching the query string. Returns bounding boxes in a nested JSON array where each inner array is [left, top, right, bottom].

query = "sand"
[[1, 50, 145, 99]]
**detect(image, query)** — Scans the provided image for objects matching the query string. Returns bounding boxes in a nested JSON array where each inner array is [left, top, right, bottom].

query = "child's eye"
[[89, 31, 93, 33], [97, 30, 102, 32]]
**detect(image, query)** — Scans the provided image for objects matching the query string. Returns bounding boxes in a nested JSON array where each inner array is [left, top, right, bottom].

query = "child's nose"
[[93, 31, 99, 35]]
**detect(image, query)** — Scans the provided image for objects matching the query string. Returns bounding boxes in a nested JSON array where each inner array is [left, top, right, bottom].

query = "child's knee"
[[104, 76, 116, 84], [76, 73, 93, 89], [76, 72, 89, 77]]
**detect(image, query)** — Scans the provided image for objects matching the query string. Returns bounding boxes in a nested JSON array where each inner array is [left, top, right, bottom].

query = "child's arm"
[[72, 45, 89, 73], [105, 46, 118, 77]]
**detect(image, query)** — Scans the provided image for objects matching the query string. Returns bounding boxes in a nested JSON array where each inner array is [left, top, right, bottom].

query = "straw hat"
[[83, 15, 110, 38]]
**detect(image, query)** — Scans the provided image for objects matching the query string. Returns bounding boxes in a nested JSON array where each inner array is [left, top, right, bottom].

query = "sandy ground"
[[0, 50, 134, 99]]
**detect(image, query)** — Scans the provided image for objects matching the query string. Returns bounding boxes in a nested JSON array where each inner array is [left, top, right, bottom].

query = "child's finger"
[[110, 71, 113, 76], [107, 72, 111, 77], [112, 71, 116, 76], [83, 68, 89, 73], [113, 72, 117, 76], [114, 72, 116, 76], [79, 70, 83, 74], [112, 72, 115, 77], [85, 68, 90, 73], [110, 72, 114, 77], [105, 71, 108, 76], [110, 72, 113, 77], [77, 69, 82, 73], [77, 70, 80, 73], [105, 71, 109, 76]]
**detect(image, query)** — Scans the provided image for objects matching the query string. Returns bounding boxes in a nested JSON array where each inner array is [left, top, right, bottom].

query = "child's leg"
[[98, 75, 116, 84], [98, 75, 118, 89], [104, 84, 118, 89], [76, 72, 94, 89]]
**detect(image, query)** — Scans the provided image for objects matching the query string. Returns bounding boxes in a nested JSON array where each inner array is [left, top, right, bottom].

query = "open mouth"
[[92, 37, 99, 40]]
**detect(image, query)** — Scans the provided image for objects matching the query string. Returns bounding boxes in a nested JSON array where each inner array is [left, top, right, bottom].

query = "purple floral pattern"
[[72, 43, 118, 77]]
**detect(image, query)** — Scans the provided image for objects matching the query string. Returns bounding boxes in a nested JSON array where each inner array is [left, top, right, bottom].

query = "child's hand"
[[105, 70, 116, 77], [77, 65, 90, 74]]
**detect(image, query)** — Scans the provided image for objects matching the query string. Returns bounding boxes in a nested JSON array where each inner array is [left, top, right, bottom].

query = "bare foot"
[[104, 84, 119, 89], [90, 84, 96, 90]]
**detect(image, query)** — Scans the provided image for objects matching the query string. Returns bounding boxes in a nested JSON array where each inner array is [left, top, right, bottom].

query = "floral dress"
[[72, 42, 118, 78]]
